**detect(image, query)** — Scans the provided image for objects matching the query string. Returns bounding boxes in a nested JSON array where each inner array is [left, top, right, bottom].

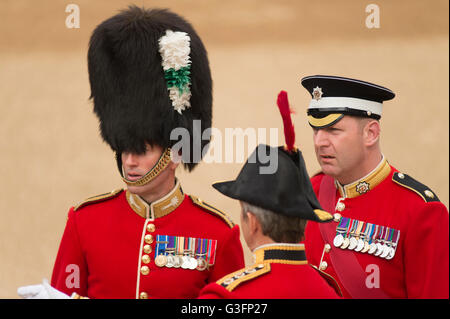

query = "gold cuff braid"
[[122, 148, 172, 187]]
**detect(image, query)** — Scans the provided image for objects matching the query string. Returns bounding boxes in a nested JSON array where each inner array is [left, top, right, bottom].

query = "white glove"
[[17, 279, 71, 299]]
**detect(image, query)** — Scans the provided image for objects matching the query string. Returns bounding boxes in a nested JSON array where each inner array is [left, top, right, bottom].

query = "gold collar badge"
[[126, 180, 184, 219], [356, 181, 370, 194], [336, 157, 390, 199]]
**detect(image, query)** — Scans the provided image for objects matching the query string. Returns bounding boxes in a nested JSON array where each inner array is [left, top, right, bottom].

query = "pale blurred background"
[[0, 0, 448, 298]]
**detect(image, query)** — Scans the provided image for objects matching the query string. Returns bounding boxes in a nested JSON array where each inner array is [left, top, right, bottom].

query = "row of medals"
[[154, 249, 208, 271], [333, 222, 398, 260]]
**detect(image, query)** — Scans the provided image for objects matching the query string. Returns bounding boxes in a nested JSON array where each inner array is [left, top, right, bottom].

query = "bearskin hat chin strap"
[[118, 148, 172, 187]]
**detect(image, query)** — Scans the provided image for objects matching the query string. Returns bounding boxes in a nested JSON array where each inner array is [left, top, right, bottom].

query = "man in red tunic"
[[19, 7, 244, 299], [199, 92, 341, 299], [301, 75, 449, 298]]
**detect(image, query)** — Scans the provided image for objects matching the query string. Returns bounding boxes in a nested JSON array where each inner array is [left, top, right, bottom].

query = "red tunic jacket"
[[198, 244, 341, 299], [51, 181, 245, 299], [304, 159, 449, 299]]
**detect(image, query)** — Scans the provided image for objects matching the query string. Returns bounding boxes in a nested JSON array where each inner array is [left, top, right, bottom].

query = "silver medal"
[[173, 255, 182, 268], [368, 243, 377, 254], [361, 241, 370, 253], [333, 234, 344, 247], [348, 237, 358, 250], [166, 255, 174, 268], [385, 247, 396, 260], [181, 256, 190, 269], [380, 245, 390, 258], [341, 237, 350, 249], [355, 239, 365, 252], [189, 257, 198, 270], [374, 243, 383, 256]]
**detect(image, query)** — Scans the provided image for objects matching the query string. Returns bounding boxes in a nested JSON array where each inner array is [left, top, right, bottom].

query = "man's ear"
[[246, 211, 260, 235], [169, 148, 183, 170], [364, 120, 381, 147], [169, 160, 180, 171]]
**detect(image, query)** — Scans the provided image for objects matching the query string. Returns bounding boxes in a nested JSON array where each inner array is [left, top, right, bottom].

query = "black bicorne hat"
[[301, 75, 395, 128], [213, 91, 332, 222], [213, 144, 332, 222], [88, 6, 212, 171]]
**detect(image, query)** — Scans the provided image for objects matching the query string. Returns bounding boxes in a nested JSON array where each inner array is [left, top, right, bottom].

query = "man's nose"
[[313, 129, 329, 147], [122, 152, 139, 167]]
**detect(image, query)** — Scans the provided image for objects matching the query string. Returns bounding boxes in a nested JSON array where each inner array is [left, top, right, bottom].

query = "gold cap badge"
[[312, 86, 323, 100]]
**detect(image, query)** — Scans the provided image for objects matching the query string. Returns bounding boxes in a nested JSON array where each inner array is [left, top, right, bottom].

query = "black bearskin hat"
[[88, 6, 212, 171]]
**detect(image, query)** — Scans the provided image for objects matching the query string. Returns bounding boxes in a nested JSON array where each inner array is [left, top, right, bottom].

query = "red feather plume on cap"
[[277, 90, 296, 152]]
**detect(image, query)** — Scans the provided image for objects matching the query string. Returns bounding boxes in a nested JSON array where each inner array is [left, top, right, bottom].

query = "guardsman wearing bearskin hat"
[[18, 6, 244, 299]]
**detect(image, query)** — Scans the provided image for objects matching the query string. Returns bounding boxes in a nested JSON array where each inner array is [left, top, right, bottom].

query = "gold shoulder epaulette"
[[189, 195, 235, 228], [392, 172, 440, 203], [74, 189, 123, 211], [217, 263, 271, 292]]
